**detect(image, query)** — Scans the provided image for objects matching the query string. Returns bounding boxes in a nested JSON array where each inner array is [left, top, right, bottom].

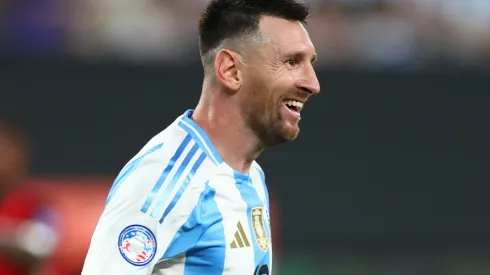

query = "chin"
[[264, 127, 299, 147], [282, 128, 300, 141], [283, 121, 300, 139]]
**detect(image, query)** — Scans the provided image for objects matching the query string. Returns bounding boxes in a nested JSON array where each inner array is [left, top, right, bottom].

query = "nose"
[[297, 64, 320, 95]]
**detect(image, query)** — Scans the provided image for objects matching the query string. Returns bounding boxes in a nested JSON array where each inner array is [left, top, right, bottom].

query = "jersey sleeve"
[[82, 142, 205, 275]]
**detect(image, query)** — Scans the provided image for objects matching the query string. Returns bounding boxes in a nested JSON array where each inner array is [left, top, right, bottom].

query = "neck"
[[192, 88, 264, 175]]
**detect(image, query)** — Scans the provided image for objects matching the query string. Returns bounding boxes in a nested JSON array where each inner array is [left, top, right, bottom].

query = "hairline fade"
[[200, 28, 268, 74], [198, 0, 310, 72]]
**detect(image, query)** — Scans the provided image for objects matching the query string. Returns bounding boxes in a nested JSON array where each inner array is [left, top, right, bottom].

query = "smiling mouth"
[[283, 99, 304, 114]]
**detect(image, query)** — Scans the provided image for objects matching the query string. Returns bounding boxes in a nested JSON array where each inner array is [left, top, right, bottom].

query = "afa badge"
[[118, 224, 157, 266], [251, 207, 269, 252]]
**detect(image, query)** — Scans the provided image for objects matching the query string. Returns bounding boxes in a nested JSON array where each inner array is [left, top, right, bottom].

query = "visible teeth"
[[283, 100, 304, 109]]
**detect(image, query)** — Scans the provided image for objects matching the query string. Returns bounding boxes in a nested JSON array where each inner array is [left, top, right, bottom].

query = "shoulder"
[[122, 118, 196, 182], [106, 122, 218, 213], [128, 118, 187, 163]]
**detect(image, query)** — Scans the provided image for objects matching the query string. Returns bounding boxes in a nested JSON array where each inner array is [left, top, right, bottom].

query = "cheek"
[[246, 71, 285, 113], [270, 72, 295, 94]]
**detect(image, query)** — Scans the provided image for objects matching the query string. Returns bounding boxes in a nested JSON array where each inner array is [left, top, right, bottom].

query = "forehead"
[[257, 16, 315, 56]]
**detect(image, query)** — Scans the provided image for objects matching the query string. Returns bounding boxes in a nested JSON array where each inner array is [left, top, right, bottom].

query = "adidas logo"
[[230, 221, 250, 249]]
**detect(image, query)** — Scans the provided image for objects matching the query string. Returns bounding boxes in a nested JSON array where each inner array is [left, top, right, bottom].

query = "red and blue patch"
[[118, 224, 157, 266]]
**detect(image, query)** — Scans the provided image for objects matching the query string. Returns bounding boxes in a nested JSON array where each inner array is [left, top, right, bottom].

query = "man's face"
[[240, 16, 320, 146]]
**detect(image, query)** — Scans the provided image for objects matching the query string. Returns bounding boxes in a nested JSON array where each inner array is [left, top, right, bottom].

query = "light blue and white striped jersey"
[[82, 110, 272, 275]]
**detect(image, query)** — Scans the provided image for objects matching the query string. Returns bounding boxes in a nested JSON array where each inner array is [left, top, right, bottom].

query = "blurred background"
[[1, 0, 490, 274]]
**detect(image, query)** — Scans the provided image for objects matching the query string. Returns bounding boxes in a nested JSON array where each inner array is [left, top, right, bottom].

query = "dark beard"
[[246, 101, 290, 147], [243, 75, 299, 146]]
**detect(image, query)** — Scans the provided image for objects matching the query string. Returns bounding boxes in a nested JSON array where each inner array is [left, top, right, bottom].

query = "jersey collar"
[[178, 109, 224, 165]]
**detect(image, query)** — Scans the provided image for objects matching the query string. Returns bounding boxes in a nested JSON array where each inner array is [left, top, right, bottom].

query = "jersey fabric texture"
[[82, 110, 272, 275]]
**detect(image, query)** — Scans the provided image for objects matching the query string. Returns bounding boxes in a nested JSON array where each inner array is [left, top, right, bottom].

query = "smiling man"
[[82, 0, 320, 274]]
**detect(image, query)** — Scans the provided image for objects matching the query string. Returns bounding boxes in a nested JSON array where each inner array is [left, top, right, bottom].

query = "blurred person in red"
[[0, 116, 58, 275]]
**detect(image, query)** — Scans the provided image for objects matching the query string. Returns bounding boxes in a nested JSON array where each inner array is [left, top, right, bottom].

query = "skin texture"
[[194, 15, 320, 174], [237, 16, 320, 145]]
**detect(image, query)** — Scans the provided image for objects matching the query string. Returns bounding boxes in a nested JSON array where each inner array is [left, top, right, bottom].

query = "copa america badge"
[[118, 224, 157, 266]]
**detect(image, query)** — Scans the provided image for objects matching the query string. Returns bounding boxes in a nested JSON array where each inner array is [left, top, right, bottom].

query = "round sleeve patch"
[[118, 224, 157, 266]]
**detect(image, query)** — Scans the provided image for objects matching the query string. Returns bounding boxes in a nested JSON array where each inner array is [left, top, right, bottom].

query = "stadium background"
[[1, 0, 490, 274]]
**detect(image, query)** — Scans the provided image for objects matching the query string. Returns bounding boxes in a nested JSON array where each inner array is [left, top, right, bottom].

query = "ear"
[[214, 49, 242, 91]]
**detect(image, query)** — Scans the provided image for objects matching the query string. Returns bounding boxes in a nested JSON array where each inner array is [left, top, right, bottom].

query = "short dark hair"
[[198, 0, 311, 57]]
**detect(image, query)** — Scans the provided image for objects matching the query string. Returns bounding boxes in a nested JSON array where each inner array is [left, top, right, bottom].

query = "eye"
[[285, 59, 297, 68]]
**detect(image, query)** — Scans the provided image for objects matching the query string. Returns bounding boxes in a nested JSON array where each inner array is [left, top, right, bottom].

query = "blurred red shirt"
[[0, 186, 58, 275]]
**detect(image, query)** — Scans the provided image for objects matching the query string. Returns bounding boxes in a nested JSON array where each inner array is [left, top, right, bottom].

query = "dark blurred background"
[[1, 0, 490, 274]]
